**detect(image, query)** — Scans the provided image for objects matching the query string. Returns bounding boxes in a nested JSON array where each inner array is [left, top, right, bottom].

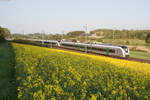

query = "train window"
[[109, 49, 115, 53], [100, 48, 106, 51], [87, 46, 92, 49], [120, 46, 127, 49], [80, 45, 86, 48], [79, 46, 84, 48], [92, 47, 106, 52], [92, 47, 115, 53], [120, 46, 128, 53], [63, 44, 74, 46]]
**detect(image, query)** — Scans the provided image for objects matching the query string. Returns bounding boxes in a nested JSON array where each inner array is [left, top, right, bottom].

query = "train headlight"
[[125, 48, 128, 52]]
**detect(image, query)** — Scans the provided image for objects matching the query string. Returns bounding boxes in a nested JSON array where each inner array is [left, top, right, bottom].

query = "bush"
[[146, 34, 150, 43], [67, 31, 85, 37], [125, 40, 130, 45], [97, 38, 103, 42], [0, 27, 11, 40], [130, 46, 137, 51]]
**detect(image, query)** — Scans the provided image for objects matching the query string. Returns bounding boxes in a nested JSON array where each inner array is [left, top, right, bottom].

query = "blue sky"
[[0, 0, 150, 34]]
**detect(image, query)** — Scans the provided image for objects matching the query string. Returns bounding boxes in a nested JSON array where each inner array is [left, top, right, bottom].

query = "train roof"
[[27, 40, 128, 49], [61, 42, 125, 49], [28, 39, 58, 42]]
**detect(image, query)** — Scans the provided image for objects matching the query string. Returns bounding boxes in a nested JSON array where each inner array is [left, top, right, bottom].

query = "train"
[[26, 39, 130, 58]]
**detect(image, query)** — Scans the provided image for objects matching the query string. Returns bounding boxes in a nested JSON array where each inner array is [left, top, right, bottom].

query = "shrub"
[[125, 40, 130, 45], [0, 27, 11, 40], [146, 33, 150, 43]]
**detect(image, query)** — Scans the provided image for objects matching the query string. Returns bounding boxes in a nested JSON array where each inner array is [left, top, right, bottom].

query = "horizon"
[[0, 0, 150, 34], [11, 28, 150, 35]]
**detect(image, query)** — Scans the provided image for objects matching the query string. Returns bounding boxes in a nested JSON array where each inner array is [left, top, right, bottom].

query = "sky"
[[0, 0, 150, 34]]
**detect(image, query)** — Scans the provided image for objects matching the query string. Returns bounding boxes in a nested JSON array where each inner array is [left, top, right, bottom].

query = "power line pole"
[[113, 29, 115, 40], [22, 30, 24, 40], [41, 30, 44, 44], [62, 31, 64, 41], [83, 24, 88, 53], [113, 28, 116, 43]]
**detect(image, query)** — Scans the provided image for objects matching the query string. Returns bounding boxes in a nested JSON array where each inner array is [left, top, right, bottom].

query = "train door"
[[106, 48, 109, 55]]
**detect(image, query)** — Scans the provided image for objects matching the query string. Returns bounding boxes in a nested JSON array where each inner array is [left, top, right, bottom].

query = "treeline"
[[0, 26, 11, 41], [11, 29, 150, 43], [12, 31, 86, 41], [13, 29, 150, 40], [90, 29, 150, 40], [1, 26, 150, 44], [12, 33, 69, 40]]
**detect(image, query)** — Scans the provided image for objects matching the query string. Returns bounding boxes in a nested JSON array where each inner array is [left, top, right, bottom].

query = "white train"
[[28, 39, 130, 58], [60, 42, 129, 58]]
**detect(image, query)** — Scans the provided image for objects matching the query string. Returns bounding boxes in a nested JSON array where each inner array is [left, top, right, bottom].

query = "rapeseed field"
[[12, 43, 150, 100]]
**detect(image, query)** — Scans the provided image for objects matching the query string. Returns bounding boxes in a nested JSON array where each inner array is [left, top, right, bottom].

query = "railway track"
[[52, 46, 150, 64], [12, 41, 150, 64]]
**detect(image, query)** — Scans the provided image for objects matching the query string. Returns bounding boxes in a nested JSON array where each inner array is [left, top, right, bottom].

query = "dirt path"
[[127, 45, 150, 53]]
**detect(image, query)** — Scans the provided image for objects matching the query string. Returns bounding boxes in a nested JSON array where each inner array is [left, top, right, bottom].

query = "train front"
[[120, 46, 130, 57]]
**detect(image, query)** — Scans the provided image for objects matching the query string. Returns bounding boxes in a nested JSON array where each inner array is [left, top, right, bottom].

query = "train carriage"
[[60, 42, 130, 58], [26, 39, 130, 58], [29, 39, 60, 47]]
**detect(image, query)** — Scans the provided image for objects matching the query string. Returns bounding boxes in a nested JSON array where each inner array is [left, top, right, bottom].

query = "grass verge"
[[0, 41, 17, 100], [130, 51, 150, 60]]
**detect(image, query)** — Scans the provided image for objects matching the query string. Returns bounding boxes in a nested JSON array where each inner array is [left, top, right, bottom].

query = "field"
[[147, 45, 150, 49], [102, 39, 147, 46], [130, 51, 150, 60], [11, 43, 150, 100]]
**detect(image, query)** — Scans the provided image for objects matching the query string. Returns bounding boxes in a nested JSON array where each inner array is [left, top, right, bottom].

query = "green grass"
[[103, 39, 146, 45], [130, 51, 150, 60], [0, 41, 17, 100], [147, 45, 150, 49]]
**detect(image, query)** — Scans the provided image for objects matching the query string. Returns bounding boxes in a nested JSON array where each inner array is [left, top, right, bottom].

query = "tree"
[[0, 26, 11, 40], [146, 33, 150, 43], [67, 31, 85, 37]]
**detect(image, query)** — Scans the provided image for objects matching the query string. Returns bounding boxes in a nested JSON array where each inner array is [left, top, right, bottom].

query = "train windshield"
[[120, 46, 128, 53]]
